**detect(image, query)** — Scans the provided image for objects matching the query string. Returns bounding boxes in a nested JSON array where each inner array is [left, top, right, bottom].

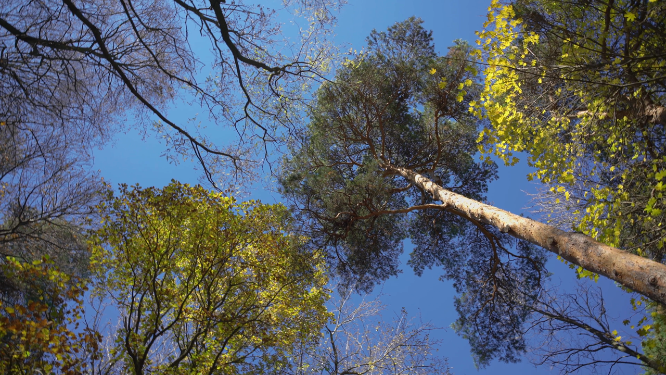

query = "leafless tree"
[[0, 0, 343, 302], [0, 0, 344, 185], [0, 118, 103, 276], [289, 286, 452, 375], [522, 282, 666, 374]]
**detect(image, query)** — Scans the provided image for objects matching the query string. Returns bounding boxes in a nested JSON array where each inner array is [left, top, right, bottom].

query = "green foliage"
[[281, 18, 492, 289], [476, 0, 666, 261], [90, 181, 330, 374], [476, 0, 666, 370], [280, 18, 547, 367]]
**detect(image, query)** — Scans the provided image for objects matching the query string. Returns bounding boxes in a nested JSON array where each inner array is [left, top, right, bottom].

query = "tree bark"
[[387, 165, 666, 305]]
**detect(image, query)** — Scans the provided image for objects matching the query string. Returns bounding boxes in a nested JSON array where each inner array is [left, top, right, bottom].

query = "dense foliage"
[[90, 181, 330, 374], [476, 0, 666, 370], [0, 257, 100, 374], [280, 18, 547, 366], [477, 0, 666, 261]]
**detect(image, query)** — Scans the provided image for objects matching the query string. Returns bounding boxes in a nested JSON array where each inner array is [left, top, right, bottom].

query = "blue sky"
[[93, 1, 641, 373]]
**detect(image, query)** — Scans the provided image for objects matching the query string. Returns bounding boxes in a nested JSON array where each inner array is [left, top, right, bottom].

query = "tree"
[[0, 256, 101, 374], [89, 181, 330, 374], [0, 121, 103, 274], [280, 18, 549, 366], [0, 120, 105, 373], [475, 0, 666, 263], [474, 0, 666, 369], [289, 285, 451, 375], [503, 280, 665, 373], [278, 17, 666, 365], [280, 14, 666, 306], [0, 0, 344, 183]]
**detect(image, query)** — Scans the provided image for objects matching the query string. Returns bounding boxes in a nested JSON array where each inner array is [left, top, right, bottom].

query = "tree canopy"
[[89, 181, 330, 374], [475, 0, 666, 370], [476, 0, 666, 261], [0, 0, 344, 183], [280, 18, 548, 366], [5, 0, 666, 373], [0, 256, 100, 374]]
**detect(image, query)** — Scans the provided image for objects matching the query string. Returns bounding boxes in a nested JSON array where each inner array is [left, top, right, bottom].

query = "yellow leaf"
[[429, 68, 437, 75]]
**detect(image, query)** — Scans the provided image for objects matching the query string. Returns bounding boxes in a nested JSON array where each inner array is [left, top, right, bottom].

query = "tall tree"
[[0, 120, 104, 374], [89, 181, 330, 374], [474, 0, 666, 369], [475, 0, 666, 262], [280, 18, 547, 366], [278, 17, 666, 365], [1, 0, 344, 182]]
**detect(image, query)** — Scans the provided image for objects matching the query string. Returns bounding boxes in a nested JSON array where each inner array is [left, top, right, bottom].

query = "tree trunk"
[[387, 165, 666, 305]]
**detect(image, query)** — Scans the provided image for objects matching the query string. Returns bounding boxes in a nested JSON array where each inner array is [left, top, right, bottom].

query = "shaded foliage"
[[280, 18, 547, 367]]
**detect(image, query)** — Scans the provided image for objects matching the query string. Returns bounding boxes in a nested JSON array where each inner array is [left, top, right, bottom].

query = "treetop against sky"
[[2, 0, 664, 373]]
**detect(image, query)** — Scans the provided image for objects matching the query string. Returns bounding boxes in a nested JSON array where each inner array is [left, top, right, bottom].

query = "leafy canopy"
[[0, 256, 100, 374], [476, 0, 666, 260], [90, 181, 330, 374], [280, 18, 546, 366], [475, 0, 666, 368]]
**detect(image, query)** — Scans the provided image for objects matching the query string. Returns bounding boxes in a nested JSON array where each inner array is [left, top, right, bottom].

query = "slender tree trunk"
[[387, 165, 666, 305]]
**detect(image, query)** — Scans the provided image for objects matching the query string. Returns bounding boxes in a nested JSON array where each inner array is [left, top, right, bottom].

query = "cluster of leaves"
[[638, 302, 666, 374], [89, 181, 331, 374], [476, 0, 666, 261], [0, 179, 452, 374], [0, 256, 100, 374], [475, 0, 666, 371]]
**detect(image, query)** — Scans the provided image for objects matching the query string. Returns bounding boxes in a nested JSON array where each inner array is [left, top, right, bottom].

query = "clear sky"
[[93, 1, 640, 374]]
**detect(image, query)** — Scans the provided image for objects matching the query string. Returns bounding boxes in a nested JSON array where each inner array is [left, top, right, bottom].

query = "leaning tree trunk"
[[387, 165, 666, 305]]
